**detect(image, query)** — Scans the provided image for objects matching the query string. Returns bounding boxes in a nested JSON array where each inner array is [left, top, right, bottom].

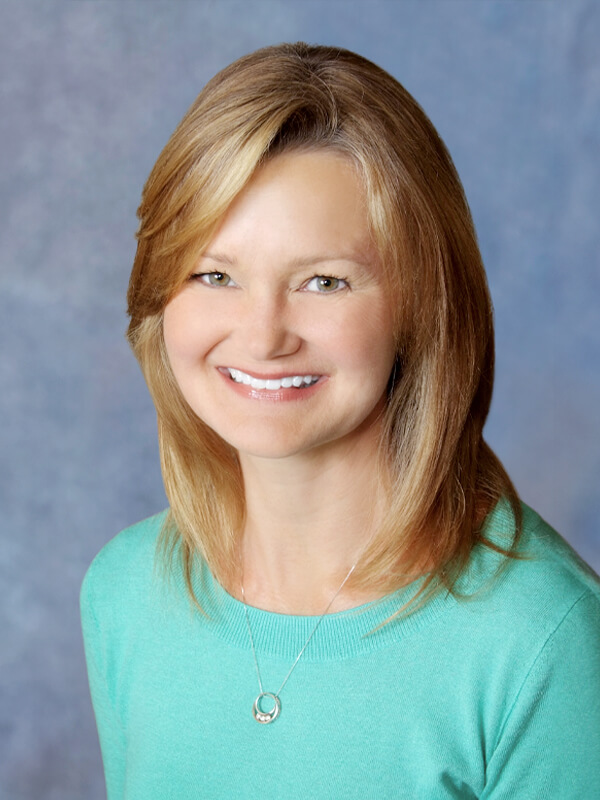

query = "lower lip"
[[218, 370, 327, 402]]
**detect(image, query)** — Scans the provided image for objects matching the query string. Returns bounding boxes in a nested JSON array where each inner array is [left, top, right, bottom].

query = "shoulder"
[[464, 500, 600, 647], [496, 501, 598, 597], [80, 510, 169, 621], [82, 509, 168, 585], [471, 506, 600, 795]]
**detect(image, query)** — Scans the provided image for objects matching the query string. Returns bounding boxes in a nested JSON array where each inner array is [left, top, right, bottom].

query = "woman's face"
[[163, 149, 396, 461]]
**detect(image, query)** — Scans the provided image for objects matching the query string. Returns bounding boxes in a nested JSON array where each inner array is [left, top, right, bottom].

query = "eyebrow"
[[200, 252, 236, 266], [200, 252, 372, 269]]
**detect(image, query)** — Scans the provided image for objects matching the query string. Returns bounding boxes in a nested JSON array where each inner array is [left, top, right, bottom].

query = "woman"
[[81, 43, 600, 798]]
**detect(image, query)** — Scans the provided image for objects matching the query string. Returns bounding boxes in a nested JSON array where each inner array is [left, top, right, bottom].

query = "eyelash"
[[190, 272, 236, 288], [189, 272, 349, 293], [303, 275, 349, 293]]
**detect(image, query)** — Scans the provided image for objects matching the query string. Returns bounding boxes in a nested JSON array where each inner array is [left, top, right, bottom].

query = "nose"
[[238, 290, 302, 361]]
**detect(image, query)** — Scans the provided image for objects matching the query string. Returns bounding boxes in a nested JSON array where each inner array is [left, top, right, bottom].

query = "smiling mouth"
[[226, 368, 321, 391]]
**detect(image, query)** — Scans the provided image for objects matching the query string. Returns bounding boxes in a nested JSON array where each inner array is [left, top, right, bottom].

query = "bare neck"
[[237, 439, 388, 614]]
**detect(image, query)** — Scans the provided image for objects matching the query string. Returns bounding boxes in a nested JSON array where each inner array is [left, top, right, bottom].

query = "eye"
[[191, 271, 237, 288], [304, 276, 348, 293]]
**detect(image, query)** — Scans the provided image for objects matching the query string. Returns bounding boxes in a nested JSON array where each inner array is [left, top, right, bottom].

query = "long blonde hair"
[[127, 43, 520, 606]]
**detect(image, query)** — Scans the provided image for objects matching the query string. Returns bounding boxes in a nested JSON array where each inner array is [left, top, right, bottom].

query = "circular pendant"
[[252, 692, 281, 724]]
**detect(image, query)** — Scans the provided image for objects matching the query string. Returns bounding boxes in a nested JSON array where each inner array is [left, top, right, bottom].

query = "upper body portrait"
[[81, 43, 600, 799]]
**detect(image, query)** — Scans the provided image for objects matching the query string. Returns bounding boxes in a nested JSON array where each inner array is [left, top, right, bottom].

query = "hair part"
[[127, 42, 521, 612]]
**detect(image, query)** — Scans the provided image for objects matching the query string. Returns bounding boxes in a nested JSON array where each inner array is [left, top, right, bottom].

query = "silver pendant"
[[252, 692, 281, 724]]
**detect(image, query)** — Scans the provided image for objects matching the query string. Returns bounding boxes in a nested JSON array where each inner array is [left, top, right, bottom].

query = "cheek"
[[163, 294, 220, 367], [332, 304, 396, 375], [162, 301, 193, 367]]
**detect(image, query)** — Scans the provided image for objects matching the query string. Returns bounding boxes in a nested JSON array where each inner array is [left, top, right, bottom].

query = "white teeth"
[[230, 369, 251, 385], [226, 368, 319, 391]]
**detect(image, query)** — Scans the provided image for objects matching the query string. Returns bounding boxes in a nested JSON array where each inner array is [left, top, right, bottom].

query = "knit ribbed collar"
[[191, 562, 455, 661], [178, 499, 518, 662]]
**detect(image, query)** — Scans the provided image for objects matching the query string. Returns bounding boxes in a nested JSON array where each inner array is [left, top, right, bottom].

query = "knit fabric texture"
[[81, 502, 600, 799]]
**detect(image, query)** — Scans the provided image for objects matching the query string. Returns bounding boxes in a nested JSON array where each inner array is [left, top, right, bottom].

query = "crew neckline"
[[177, 498, 520, 661], [190, 561, 456, 661]]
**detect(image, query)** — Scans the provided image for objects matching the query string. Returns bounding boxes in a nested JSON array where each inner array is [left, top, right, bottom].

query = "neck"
[[237, 437, 388, 614]]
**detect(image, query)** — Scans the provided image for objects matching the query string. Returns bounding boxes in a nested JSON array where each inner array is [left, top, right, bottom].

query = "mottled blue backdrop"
[[1, 1, 598, 797]]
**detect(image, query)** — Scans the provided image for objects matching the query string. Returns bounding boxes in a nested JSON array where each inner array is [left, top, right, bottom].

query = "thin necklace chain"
[[241, 561, 358, 721], [241, 562, 357, 696]]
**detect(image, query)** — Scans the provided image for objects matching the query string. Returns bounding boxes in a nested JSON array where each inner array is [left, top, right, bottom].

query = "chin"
[[193, 401, 385, 463], [223, 424, 375, 463], [225, 436, 323, 462]]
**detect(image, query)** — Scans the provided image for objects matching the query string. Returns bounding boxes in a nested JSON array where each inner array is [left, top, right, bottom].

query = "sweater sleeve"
[[481, 590, 600, 799], [80, 568, 127, 800]]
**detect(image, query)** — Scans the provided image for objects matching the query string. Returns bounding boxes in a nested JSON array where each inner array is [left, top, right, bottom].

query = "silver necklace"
[[241, 562, 358, 724]]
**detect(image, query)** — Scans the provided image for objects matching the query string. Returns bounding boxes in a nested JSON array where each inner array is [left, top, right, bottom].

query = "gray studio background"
[[1, 1, 599, 797]]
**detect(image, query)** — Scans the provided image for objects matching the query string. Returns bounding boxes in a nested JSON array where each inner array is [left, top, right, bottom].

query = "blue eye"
[[194, 272, 236, 287], [305, 276, 348, 293]]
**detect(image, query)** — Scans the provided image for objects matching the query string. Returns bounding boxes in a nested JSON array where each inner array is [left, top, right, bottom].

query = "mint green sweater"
[[81, 503, 600, 799]]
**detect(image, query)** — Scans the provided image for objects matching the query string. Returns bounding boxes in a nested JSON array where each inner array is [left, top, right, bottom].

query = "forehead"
[[202, 150, 376, 268]]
